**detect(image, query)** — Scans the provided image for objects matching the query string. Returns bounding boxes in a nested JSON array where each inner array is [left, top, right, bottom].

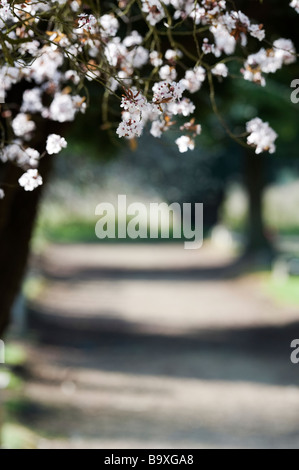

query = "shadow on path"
[[28, 305, 299, 388]]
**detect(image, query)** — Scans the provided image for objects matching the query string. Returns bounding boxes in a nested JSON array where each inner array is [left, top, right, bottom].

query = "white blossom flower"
[[167, 98, 195, 116], [242, 67, 266, 87], [246, 118, 278, 154], [99, 14, 119, 38], [182, 67, 206, 93], [12, 113, 36, 138], [159, 65, 177, 81], [70, 1, 80, 12], [172, 0, 206, 23], [152, 81, 185, 105], [121, 89, 150, 116], [180, 120, 202, 136], [48, 93, 84, 122], [290, 0, 299, 13], [249, 24, 265, 41], [116, 118, 144, 138], [175, 135, 195, 153], [165, 49, 182, 61], [18, 169, 43, 191], [1, 142, 40, 167], [21, 88, 44, 113], [72, 95, 87, 114], [0, 66, 21, 96], [202, 38, 215, 55], [273, 39, 296, 65], [104, 37, 127, 67], [212, 63, 228, 78], [77, 14, 97, 34], [210, 24, 236, 56], [0, 142, 22, 163], [149, 51, 163, 67], [150, 120, 165, 138], [0, 0, 296, 163], [24, 47, 64, 84], [0, 0, 13, 22], [141, 0, 167, 26], [242, 39, 296, 86], [109, 71, 132, 92], [65, 70, 81, 85], [128, 46, 149, 68], [18, 40, 40, 56], [24, 148, 40, 167], [46, 134, 67, 154], [0, 189, 4, 199], [123, 31, 143, 48]]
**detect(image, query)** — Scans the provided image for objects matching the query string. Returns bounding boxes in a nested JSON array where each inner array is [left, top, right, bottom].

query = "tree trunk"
[[0, 155, 53, 338], [243, 148, 274, 260]]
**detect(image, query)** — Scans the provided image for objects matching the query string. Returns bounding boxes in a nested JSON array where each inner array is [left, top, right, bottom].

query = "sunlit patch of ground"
[[3, 244, 299, 449]]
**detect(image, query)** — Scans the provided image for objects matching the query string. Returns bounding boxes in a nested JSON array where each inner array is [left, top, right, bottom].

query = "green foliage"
[[2, 422, 38, 449], [65, 82, 120, 162], [35, 216, 197, 244], [264, 276, 299, 306], [5, 343, 26, 367]]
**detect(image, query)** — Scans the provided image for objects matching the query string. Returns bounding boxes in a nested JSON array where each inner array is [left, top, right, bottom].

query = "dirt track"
[[16, 243, 299, 448]]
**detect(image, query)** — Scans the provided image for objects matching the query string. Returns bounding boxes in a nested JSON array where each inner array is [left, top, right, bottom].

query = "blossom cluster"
[[290, 1, 299, 14], [116, 81, 202, 152], [242, 39, 296, 87], [0, 0, 297, 196], [246, 118, 278, 155]]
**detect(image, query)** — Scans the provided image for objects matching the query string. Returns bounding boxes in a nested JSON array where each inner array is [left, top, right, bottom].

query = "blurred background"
[[1, 0, 299, 449]]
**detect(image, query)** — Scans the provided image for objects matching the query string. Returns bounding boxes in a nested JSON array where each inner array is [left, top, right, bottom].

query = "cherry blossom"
[[116, 119, 144, 139], [182, 67, 206, 94], [141, 0, 167, 26], [150, 120, 166, 138], [47, 93, 84, 122], [152, 81, 185, 106], [0, 0, 12, 22], [18, 169, 43, 191], [0, 0, 296, 192], [1, 143, 40, 168], [290, 1, 299, 13], [23, 148, 40, 168], [21, 89, 44, 114], [12, 114, 36, 139], [175, 136, 195, 153], [167, 98, 195, 117], [46, 135, 68, 155], [99, 14, 119, 38], [246, 118, 278, 155], [212, 63, 229, 78]]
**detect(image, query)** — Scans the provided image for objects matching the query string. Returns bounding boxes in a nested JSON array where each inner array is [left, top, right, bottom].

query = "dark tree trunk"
[[0, 154, 53, 338], [243, 148, 274, 260]]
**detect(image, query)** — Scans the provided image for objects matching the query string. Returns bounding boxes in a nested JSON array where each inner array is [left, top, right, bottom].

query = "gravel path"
[[17, 243, 299, 448]]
